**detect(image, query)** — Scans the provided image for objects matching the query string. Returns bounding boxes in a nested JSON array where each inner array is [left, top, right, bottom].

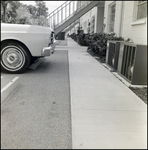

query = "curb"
[[29, 57, 45, 70], [102, 63, 147, 88], [1, 77, 20, 105]]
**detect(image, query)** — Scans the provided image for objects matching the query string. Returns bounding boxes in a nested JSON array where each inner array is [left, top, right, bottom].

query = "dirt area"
[[129, 87, 147, 104], [87, 50, 147, 104]]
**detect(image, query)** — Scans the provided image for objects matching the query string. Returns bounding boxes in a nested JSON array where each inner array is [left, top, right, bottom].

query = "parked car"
[[1, 23, 57, 73]]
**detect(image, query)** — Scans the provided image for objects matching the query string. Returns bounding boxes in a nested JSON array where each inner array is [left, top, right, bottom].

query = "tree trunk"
[[1, 2, 8, 22]]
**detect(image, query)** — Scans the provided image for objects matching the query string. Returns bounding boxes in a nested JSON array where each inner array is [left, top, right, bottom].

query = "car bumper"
[[42, 40, 58, 56]]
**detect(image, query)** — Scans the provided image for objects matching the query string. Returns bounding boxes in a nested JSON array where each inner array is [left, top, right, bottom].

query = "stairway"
[[63, 20, 80, 33], [48, 1, 104, 34]]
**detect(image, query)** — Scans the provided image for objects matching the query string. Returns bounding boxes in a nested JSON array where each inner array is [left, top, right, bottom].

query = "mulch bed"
[[87, 50, 147, 104], [129, 87, 147, 104], [86, 49, 106, 63]]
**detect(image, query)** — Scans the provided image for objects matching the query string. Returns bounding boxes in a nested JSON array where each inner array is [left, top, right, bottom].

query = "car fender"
[[1, 23, 53, 57]]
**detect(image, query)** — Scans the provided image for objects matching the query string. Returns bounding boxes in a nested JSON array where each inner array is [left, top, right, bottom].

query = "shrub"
[[69, 32, 124, 57], [87, 33, 124, 56]]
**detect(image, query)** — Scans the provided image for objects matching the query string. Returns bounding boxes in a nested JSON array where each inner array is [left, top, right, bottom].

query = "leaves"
[[35, 1, 48, 18], [1, 1, 20, 22], [69, 32, 124, 57], [15, 5, 31, 24], [1, 0, 49, 26]]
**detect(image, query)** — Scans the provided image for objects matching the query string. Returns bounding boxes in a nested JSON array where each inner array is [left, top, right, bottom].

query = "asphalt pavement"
[[1, 50, 72, 149]]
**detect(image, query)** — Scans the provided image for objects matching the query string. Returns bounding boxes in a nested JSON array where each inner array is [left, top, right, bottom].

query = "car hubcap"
[[7, 53, 19, 64], [1, 45, 26, 71]]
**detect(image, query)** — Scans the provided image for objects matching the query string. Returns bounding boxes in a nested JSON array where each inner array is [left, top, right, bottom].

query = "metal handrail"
[[48, 1, 68, 17], [47, 1, 93, 29]]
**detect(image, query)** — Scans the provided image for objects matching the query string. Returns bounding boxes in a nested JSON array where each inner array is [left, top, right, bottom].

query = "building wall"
[[96, 6, 104, 33], [90, 7, 97, 33], [79, 7, 97, 34], [104, 1, 147, 45], [104, 1, 123, 36], [75, 1, 147, 45], [80, 10, 90, 34], [121, 1, 147, 45], [79, 5, 104, 34], [74, 1, 104, 34]]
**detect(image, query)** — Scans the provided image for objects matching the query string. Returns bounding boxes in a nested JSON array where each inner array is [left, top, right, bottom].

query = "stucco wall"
[[121, 1, 147, 45], [80, 10, 90, 33], [96, 6, 104, 33], [104, 1, 124, 36], [79, 7, 97, 34], [79, 6, 105, 34], [104, 1, 147, 45]]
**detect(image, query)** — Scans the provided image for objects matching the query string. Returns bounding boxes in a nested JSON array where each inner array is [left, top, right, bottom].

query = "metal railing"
[[48, 1, 92, 29]]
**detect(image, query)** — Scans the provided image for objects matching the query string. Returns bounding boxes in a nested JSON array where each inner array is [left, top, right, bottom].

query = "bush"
[[69, 32, 124, 57], [87, 33, 124, 56]]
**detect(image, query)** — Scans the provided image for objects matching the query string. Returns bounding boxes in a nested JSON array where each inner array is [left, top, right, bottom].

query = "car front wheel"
[[1, 42, 31, 74]]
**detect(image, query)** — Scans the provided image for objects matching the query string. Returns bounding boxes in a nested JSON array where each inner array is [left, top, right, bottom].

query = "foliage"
[[15, 5, 32, 24], [1, 0, 49, 26], [87, 33, 124, 56], [35, 1, 48, 18], [7, 1, 21, 23], [78, 33, 89, 46], [36, 15, 47, 26], [1, 1, 9, 22], [69, 32, 124, 57], [1, 1, 21, 23], [69, 33, 77, 41], [27, 4, 38, 19]]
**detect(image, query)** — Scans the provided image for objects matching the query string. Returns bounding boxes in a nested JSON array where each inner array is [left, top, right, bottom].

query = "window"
[[137, 1, 147, 20], [131, 1, 147, 25], [87, 19, 90, 34], [84, 21, 87, 29], [108, 3, 116, 32], [90, 16, 95, 34]]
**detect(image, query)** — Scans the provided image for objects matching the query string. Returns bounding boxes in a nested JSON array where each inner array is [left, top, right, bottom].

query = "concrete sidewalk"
[[57, 37, 147, 149]]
